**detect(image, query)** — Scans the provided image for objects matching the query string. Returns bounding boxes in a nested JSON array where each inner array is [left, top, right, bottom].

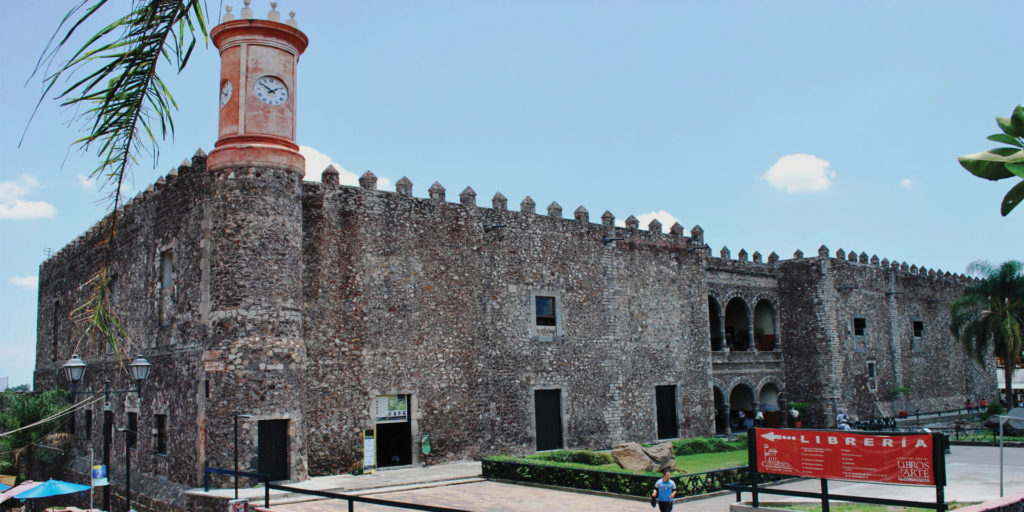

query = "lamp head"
[[128, 354, 152, 382], [62, 354, 87, 383]]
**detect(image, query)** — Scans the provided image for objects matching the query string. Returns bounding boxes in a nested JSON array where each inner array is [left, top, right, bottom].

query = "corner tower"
[[202, 1, 311, 482], [208, 0, 308, 174]]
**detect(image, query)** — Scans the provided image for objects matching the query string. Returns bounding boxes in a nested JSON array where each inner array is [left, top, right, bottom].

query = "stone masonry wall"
[[299, 175, 714, 474], [35, 151, 212, 503], [777, 250, 994, 425]]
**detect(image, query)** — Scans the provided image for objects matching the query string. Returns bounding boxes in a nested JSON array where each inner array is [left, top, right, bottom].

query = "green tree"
[[28, 0, 207, 358], [0, 389, 72, 480], [958, 105, 1024, 216], [949, 260, 1024, 408]]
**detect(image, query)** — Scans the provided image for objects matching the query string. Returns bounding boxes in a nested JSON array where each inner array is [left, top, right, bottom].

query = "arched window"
[[724, 298, 750, 351], [708, 296, 723, 351], [753, 299, 777, 351]]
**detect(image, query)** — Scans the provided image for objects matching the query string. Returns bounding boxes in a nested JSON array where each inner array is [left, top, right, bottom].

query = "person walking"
[[652, 471, 677, 511]]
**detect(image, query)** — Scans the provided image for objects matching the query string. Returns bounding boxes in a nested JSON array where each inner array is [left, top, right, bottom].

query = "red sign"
[[754, 428, 936, 486]]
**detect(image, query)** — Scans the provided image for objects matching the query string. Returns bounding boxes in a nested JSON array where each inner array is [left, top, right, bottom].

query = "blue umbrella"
[[13, 479, 89, 499], [0, 483, 8, 491]]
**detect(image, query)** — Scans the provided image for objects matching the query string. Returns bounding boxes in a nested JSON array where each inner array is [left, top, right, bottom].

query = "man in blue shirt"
[[652, 471, 677, 511]]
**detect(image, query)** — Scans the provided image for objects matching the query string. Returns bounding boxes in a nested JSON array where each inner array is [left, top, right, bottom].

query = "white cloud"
[[616, 210, 682, 232], [763, 154, 835, 193], [10, 275, 38, 290], [300, 146, 393, 191], [0, 175, 58, 220], [900, 179, 913, 188], [77, 174, 96, 190]]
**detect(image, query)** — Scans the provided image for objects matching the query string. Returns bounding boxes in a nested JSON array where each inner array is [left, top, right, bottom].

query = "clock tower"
[[207, 1, 309, 174]]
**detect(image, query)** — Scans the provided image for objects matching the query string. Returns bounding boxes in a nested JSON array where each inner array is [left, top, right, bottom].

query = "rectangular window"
[[913, 320, 924, 338], [528, 290, 563, 341], [853, 317, 866, 336], [867, 361, 877, 391], [160, 250, 174, 290], [85, 409, 92, 440], [127, 412, 138, 449], [51, 301, 60, 362], [154, 414, 167, 455], [535, 296, 556, 326]]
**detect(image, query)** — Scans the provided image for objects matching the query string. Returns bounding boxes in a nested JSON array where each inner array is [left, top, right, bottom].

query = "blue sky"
[[1, 1, 1021, 388]]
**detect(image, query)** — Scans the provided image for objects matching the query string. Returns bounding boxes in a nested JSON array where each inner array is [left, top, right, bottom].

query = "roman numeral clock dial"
[[254, 76, 288, 105]]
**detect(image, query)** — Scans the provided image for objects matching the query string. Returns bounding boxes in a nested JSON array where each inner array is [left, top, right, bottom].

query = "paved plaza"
[[234, 445, 1024, 511]]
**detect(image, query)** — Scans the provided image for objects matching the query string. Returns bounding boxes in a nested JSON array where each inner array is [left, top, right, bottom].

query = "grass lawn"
[[775, 502, 969, 511]]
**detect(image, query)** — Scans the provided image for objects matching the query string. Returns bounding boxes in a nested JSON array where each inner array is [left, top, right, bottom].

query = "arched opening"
[[724, 298, 750, 351], [759, 383, 780, 427], [709, 296, 723, 351], [754, 299, 777, 351], [729, 384, 755, 430], [713, 386, 727, 434]]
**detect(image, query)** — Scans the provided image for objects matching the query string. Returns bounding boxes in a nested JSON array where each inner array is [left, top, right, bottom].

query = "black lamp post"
[[119, 427, 137, 512], [234, 414, 253, 499], [62, 353, 153, 512]]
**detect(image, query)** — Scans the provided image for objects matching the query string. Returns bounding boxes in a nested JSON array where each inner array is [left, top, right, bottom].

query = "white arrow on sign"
[[761, 431, 782, 442]]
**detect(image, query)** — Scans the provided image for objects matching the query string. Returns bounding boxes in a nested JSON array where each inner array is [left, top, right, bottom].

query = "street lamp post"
[[62, 353, 153, 512], [119, 427, 137, 512], [234, 414, 253, 499]]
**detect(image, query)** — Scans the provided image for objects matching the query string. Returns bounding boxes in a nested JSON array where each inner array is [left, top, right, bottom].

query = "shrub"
[[528, 449, 613, 466], [981, 402, 1007, 421], [671, 435, 746, 456]]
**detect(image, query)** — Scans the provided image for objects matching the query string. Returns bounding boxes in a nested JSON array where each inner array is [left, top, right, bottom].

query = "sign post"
[[363, 429, 376, 474], [734, 427, 947, 511]]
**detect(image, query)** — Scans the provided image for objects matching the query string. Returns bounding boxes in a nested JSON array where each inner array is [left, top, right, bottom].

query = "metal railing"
[[266, 483, 471, 512], [204, 465, 272, 507], [202, 465, 471, 511]]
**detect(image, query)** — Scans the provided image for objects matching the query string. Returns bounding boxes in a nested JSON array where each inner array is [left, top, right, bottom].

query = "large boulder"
[[612, 442, 652, 472], [643, 442, 677, 473]]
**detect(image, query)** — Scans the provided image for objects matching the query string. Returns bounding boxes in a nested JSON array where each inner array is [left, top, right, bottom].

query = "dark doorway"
[[377, 421, 412, 467], [258, 420, 289, 481], [655, 385, 678, 439], [534, 389, 563, 451]]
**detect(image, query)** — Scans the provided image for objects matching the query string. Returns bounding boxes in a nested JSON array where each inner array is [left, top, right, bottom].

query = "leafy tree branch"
[[958, 105, 1024, 216]]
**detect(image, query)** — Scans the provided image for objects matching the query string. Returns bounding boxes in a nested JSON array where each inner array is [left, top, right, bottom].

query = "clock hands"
[[259, 81, 282, 94]]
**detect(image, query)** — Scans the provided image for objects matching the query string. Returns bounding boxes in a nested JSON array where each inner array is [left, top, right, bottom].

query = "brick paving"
[[246, 445, 1024, 512]]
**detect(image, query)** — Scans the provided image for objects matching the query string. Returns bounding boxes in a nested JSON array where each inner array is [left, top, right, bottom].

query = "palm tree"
[[950, 260, 1024, 408], [0, 389, 72, 480]]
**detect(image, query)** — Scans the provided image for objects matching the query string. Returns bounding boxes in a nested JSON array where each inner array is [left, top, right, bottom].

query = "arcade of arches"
[[713, 382, 783, 435], [709, 296, 778, 352]]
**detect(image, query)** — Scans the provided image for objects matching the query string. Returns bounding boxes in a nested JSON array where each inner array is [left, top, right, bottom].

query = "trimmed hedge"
[[527, 449, 614, 466], [482, 457, 786, 498], [672, 434, 746, 456]]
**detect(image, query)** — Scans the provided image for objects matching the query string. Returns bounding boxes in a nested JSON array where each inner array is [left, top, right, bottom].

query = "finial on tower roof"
[[241, 0, 253, 19], [268, 1, 281, 21], [287, 11, 298, 28], [223, 5, 235, 22]]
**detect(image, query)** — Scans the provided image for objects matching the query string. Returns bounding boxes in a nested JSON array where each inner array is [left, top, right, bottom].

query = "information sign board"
[[755, 428, 937, 485], [91, 464, 109, 487], [363, 429, 376, 472], [374, 395, 408, 423]]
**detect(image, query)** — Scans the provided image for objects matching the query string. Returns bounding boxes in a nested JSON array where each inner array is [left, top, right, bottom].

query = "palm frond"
[[26, 0, 207, 356]]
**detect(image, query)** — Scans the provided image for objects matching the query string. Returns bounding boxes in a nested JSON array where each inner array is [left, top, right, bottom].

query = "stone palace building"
[[33, 4, 993, 510]]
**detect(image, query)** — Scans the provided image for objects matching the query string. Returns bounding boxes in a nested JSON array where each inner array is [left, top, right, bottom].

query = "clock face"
[[253, 76, 288, 106], [220, 81, 232, 107]]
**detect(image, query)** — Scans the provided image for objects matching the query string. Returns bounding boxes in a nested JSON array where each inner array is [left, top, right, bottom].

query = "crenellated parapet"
[[41, 148, 209, 270], [305, 169, 704, 251]]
